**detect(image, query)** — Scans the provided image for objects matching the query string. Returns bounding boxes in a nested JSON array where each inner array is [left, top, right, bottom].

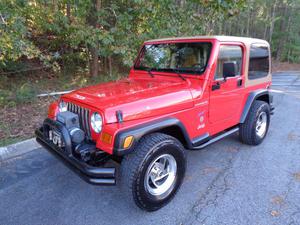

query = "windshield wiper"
[[190, 66, 206, 74], [172, 69, 186, 81], [146, 68, 155, 78]]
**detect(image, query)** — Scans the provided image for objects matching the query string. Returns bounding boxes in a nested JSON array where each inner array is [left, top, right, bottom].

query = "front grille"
[[67, 102, 91, 139]]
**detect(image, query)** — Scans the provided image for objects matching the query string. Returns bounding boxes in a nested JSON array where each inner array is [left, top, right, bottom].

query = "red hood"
[[63, 78, 194, 123]]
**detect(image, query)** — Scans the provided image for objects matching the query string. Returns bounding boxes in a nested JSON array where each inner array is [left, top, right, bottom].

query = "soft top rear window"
[[248, 43, 270, 80]]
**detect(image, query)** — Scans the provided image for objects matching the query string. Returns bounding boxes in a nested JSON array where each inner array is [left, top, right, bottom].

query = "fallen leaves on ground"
[[202, 166, 219, 175], [270, 210, 281, 217], [293, 172, 300, 182], [0, 99, 50, 145], [271, 195, 284, 205], [226, 146, 239, 153], [287, 132, 299, 141]]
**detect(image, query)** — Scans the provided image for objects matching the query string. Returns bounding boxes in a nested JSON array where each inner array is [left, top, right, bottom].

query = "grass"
[[0, 121, 26, 147], [0, 137, 25, 147]]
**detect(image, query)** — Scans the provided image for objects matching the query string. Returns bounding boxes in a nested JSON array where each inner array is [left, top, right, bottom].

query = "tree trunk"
[[284, 8, 293, 62], [90, 47, 99, 77], [263, 22, 268, 40], [246, 2, 251, 37], [276, 2, 289, 61], [66, 1, 71, 23], [87, 0, 101, 77], [269, 0, 277, 43], [263, 4, 269, 40], [108, 56, 112, 77], [52, 0, 56, 11]]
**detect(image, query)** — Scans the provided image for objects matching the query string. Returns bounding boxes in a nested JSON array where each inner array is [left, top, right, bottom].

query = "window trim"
[[214, 43, 245, 81], [248, 43, 270, 80]]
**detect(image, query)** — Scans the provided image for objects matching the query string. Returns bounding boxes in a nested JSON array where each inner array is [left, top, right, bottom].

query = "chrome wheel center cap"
[[150, 163, 163, 179]]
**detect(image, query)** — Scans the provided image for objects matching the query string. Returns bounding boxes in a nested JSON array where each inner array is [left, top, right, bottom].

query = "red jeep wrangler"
[[36, 36, 274, 211]]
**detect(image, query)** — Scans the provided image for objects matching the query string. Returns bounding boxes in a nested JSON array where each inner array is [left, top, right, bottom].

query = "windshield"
[[134, 42, 212, 74]]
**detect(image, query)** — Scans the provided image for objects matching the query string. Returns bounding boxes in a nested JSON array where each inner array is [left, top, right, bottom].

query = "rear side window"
[[248, 44, 269, 80], [215, 45, 242, 79]]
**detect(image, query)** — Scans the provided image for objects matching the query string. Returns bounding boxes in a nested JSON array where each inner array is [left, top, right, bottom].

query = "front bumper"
[[35, 118, 116, 185]]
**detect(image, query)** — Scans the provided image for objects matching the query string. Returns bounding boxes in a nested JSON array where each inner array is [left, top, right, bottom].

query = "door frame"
[[208, 41, 247, 133]]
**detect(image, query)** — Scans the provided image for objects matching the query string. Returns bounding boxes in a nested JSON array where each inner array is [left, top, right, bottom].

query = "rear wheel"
[[121, 133, 186, 211], [239, 100, 270, 145]]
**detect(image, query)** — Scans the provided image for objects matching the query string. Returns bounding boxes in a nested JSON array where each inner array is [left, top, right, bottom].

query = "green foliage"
[[0, 112, 25, 147], [216, 0, 300, 63], [0, 0, 299, 74], [0, 136, 23, 147], [0, 0, 247, 73], [0, 89, 11, 106], [0, 1, 38, 68]]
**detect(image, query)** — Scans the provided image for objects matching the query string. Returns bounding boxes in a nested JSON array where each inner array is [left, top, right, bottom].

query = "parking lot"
[[1, 72, 300, 225]]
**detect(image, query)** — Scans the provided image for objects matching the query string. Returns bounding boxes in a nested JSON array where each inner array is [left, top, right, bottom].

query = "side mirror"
[[222, 62, 236, 79]]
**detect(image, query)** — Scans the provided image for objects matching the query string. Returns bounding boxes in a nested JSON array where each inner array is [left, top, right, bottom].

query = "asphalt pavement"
[[0, 72, 300, 225]]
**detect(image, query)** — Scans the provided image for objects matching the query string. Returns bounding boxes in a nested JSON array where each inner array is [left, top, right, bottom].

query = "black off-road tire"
[[120, 133, 186, 211], [239, 100, 270, 145]]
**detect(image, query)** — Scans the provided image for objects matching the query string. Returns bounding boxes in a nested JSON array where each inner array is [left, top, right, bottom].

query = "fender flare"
[[113, 117, 193, 156], [240, 89, 271, 123]]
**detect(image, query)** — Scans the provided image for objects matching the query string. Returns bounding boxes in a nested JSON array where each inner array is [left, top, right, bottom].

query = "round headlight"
[[91, 112, 103, 133], [59, 101, 68, 112]]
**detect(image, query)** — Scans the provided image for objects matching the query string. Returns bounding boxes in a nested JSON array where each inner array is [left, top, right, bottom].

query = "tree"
[[87, 0, 101, 77], [1, 0, 300, 76]]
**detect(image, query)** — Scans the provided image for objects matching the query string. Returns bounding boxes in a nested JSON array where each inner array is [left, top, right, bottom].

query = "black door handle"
[[237, 79, 243, 87], [212, 82, 221, 91]]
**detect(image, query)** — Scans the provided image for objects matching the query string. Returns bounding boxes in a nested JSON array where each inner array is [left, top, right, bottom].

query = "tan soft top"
[[145, 35, 271, 87], [145, 36, 269, 46]]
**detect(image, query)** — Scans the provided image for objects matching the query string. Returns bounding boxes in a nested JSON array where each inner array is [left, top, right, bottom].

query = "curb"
[[0, 138, 40, 161], [273, 71, 300, 74]]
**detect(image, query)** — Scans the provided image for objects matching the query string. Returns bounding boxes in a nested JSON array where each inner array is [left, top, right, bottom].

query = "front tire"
[[121, 133, 186, 211], [239, 100, 270, 145]]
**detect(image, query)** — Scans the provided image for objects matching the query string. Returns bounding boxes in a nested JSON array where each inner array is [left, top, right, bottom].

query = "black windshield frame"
[[134, 42, 213, 75]]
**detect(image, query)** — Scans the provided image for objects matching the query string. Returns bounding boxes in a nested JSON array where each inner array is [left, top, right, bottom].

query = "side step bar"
[[190, 127, 239, 150]]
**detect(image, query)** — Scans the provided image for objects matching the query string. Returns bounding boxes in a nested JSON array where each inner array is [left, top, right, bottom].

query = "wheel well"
[[158, 125, 188, 147], [256, 94, 269, 104], [240, 91, 271, 124]]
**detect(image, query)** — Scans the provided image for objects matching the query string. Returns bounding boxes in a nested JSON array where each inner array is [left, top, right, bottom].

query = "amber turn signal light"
[[101, 132, 112, 144], [123, 136, 134, 149]]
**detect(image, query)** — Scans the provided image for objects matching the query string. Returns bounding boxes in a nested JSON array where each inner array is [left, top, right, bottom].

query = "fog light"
[[123, 136, 134, 149]]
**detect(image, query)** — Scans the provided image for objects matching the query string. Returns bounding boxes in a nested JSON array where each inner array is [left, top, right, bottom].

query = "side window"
[[249, 44, 269, 79], [215, 45, 242, 79]]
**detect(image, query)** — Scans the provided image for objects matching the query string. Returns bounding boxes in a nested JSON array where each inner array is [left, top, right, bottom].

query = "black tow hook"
[[74, 143, 97, 162]]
